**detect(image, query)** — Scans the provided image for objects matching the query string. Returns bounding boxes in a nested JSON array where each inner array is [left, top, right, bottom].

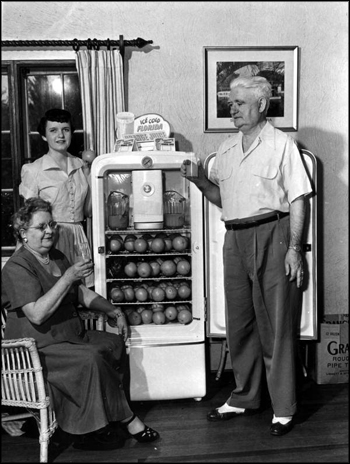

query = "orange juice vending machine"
[[91, 151, 206, 401]]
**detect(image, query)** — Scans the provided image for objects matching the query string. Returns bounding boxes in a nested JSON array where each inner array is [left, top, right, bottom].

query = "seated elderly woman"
[[1, 197, 159, 450]]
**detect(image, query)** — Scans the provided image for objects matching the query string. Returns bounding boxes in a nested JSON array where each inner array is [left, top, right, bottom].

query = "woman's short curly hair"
[[12, 198, 52, 242], [37, 108, 75, 136]]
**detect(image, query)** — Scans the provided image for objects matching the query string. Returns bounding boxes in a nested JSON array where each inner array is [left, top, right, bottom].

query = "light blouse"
[[19, 153, 89, 223]]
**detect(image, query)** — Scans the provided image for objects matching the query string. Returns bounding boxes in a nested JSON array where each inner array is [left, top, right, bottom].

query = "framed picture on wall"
[[203, 46, 299, 132]]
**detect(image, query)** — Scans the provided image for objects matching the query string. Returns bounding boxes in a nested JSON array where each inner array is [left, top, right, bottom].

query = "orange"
[[134, 238, 148, 253], [164, 237, 172, 251], [160, 259, 177, 276], [165, 285, 178, 300], [141, 309, 153, 324], [172, 235, 188, 251], [151, 238, 165, 253], [151, 287, 165, 302], [137, 262, 152, 277], [152, 311, 166, 325], [121, 285, 135, 302], [177, 309, 192, 324], [110, 287, 125, 302], [124, 262, 138, 277], [124, 234, 137, 252], [149, 261, 161, 276], [176, 259, 191, 275], [135, 287, 148, 302], [127, 311, 142, 325], [82, 149, 96, 163], [165, 305, 178, 321], [109, 237, 123, 252], [178, 284, 191, 300], [142, 233, 153, 249]]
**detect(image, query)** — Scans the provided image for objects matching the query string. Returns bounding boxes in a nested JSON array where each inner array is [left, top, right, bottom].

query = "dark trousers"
[[223, 215, 301, 416]]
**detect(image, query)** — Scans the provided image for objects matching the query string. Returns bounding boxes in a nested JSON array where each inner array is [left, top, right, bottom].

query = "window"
[[1, 61, 83, 254]]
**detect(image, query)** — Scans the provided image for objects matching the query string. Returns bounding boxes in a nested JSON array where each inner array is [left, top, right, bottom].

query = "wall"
[[2, 1, 348, 316]]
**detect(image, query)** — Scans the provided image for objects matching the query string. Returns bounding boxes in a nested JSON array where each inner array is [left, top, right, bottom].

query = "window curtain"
[[75, 49, 125, 156], [75, 49, 125, 250]]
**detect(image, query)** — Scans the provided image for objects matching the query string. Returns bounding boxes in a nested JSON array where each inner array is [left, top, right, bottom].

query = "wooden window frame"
[[1, 59, 79, 256]]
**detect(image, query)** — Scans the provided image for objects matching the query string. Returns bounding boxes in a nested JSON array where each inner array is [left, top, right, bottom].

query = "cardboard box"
[[310, 315, 348, 384]]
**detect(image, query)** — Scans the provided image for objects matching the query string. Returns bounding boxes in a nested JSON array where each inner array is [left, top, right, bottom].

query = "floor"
[[1, 372, 349, 463]]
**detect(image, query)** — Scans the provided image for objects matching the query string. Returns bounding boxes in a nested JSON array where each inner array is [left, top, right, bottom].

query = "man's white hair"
[[230, 76, 272, 102]]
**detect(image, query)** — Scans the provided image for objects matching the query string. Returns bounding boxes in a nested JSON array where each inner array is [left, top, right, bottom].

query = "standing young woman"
[[19, 108, 94, 286]]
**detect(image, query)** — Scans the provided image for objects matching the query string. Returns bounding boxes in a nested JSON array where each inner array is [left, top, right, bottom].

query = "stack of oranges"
[[110, 304, 193, 326], [108, 233, 189, 254]]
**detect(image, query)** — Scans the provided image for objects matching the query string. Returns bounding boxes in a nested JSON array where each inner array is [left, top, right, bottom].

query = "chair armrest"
[[1, 337, 49, 408], [78, 309, 107, 331]]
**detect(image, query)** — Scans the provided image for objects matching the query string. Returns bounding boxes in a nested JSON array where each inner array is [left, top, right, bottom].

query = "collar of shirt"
[[41, 153, 84, 176], [219, 120, 277, 157]]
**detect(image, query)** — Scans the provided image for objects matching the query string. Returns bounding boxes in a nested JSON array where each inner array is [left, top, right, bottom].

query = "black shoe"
[[120, 414, 160, 443], [270, 420, 293, 436], [73, 427, 125, 450], [207, 408, 253, 422]]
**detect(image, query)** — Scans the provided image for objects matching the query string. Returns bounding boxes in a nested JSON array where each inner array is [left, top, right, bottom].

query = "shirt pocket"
[[252, 165, 278, 180], [218, 166, 233, 200]]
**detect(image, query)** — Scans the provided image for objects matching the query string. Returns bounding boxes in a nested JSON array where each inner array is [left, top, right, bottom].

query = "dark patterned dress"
[[2, 247, 132, 435]]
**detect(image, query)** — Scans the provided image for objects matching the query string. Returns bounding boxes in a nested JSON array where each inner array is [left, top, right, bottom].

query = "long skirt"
[[39, 331, 132, 435]]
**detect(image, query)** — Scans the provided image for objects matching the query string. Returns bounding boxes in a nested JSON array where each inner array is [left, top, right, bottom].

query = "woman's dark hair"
[[12, 198, 52, 242], [37, 108, 75, 136]]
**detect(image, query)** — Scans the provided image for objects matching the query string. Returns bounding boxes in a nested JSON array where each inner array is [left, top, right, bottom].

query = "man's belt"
[[225, 211, 289, 230]]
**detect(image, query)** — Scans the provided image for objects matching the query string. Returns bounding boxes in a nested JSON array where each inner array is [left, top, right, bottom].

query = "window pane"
[[1, 191, 15, 247], [1, 132, 12, 159], [69, 132, 84, 157], [27, 75, 63, 131], [29, 133, 48, 160], [64, 74, 83, 128], [1, 74, 10, 130], [1, 159, 13, 189]]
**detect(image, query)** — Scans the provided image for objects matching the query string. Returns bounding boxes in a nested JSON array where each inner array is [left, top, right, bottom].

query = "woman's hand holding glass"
[[64, 260, 94, 284]]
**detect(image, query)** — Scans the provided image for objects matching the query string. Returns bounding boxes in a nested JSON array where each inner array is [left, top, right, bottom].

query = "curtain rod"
[[1, 36, 153, 55]]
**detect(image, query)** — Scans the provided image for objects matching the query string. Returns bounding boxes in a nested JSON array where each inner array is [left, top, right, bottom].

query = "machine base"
[[128, 342, 206, 401]]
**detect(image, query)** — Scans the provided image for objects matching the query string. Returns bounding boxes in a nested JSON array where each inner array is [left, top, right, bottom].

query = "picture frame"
[[203, 46, 299, 132]]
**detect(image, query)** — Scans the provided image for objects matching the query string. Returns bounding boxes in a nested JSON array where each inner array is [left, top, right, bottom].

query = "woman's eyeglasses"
[[26, 221, 58, 232]]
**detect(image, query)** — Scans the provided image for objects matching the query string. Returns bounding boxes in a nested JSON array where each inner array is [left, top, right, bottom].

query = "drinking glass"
[[75, 242, 91, 261]]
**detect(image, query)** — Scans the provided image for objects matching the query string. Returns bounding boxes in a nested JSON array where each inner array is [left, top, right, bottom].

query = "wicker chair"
[[1, 306, 107, 463]]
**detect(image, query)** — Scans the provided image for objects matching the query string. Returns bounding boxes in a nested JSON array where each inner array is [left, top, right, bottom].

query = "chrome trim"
[[127, 340, 205, 349]]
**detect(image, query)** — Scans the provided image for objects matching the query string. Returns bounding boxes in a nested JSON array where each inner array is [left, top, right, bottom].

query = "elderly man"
[[182, 76, 312, 436]]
